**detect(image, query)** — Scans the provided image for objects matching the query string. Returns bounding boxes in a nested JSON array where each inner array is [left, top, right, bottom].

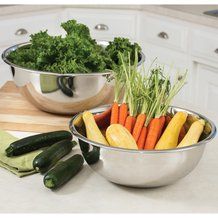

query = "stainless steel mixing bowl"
[[2, 42, 145, 115], [69, 105, 216, 188]]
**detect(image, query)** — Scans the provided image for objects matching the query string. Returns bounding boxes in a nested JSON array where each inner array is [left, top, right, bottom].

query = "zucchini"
[[44, 154, 84, 189], [6, 130, 72, 157], [78, 139, 100, 165], [82, 147, 100, 165], [78, 139, 89, 153], [33, 139, 77, 174]]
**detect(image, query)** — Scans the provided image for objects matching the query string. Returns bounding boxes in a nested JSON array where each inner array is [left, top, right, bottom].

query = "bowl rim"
[[69, 104, 217, 154], [1, 41, 145, 76]]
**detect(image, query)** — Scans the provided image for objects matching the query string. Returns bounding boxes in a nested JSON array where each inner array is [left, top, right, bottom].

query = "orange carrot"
[[118, 103, 128, 126], [110, 102, 119, 125], [157, 115, 166, 140], [94, 107, 112, 129], [132, 114, 146, 142], [144, 118, 161, 150], [178, 125, 186, 143], [124, 116, 136, 133], [137, 126, 147, 149]]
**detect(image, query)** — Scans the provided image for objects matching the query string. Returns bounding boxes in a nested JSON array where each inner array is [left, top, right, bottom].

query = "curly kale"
[[7, 20, 142, 74], [105, 37, 141, 68]]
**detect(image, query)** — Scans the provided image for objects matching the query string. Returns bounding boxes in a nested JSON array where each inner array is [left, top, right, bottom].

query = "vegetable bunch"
[[7, 20, 141, 74], [82, 51, 206, 150]]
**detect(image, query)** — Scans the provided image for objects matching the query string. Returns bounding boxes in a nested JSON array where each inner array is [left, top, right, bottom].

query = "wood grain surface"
[[0, 81, 71, 133]]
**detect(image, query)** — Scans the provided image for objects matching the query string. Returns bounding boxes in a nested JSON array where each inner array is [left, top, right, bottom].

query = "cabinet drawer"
[[0, 10, 62, 47], [65, 9, 137, 41], [191, 30, 218, 63], [140, 16, 188, 52]]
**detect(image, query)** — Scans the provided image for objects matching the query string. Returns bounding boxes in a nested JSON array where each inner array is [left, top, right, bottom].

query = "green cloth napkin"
[[0, 130, 42, 177]]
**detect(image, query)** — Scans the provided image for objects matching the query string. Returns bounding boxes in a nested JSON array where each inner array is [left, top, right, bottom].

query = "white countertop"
[[0, 4, 218, 29], [0, 113, 217, 213]]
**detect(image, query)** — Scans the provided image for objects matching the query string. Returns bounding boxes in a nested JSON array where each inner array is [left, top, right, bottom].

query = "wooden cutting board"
[[0, 81, 71, 133]]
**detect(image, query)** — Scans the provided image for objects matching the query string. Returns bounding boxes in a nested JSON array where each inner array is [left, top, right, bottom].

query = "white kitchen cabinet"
[[139, 14, 188, 53], [0, 45, 13, 86], [0, 63, 12, 87], [191, 28, 218, 64], [0, 9, 63, 47], [195, 63, 218, 122], [64, 8, 138, 41]]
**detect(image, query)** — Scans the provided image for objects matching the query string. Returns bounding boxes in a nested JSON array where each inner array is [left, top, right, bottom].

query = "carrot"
[[124, 116, 136, 133], [137, 126, 147, 149], [132, 113, 146, 142], [144, 118, 161, 150], [94, 107, 111, 129], [178, 125, 186, 143], [166, 115, 172, 126], [157, 115, 166, 139], [110, 102, 119, 125], [163, 115, 172, 131], [118, 103, 128, 126]]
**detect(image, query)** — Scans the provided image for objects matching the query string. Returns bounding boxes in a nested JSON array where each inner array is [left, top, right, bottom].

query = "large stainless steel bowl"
[[2, 42, 145, 115], [69, 105, 216, 188]]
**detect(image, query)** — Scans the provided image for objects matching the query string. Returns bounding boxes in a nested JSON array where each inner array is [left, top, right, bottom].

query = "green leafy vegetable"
[[7, 20, 142, 74]]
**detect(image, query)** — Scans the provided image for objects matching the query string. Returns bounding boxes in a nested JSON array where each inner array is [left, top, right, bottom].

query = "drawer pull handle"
[[158, 32, 169, 40], [94, 24, 109, 31], [15, 28, 28, 36], [215, 48, 218, 54]]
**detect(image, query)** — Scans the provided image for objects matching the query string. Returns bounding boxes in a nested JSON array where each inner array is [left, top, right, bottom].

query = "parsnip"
[[82, 111, 109, 146], [177, 119, 205, 148], [106, 124, 138, 150]]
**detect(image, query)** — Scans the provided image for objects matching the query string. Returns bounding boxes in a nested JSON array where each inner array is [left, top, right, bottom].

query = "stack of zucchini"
[[5, 130, 84, 190]]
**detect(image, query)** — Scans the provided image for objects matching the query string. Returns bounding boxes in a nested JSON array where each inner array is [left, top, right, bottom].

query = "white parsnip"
[[106, 124, 138, 150], [177, 119, 205, 148], [82, 111, 109, 146]]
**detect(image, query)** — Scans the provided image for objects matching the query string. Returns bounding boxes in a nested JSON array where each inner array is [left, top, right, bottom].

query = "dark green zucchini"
[[6, 130, 72, 157], [78, 139, 100, 165], [82, 147, 100, 165], [78, 139, 89, 153], [33, 139, 77, 174], [44, 154, 84, 189]]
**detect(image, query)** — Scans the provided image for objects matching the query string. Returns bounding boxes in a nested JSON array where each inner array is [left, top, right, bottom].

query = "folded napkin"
[[0, 130, 42, 177]]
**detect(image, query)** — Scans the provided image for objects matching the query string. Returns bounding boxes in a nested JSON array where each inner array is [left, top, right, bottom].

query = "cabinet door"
[[196, 64, 218, 121]]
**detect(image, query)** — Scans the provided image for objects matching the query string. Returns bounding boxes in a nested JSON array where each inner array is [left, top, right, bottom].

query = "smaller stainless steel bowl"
[[69, 105, 216, 188], [2, 42, 145, 115]]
